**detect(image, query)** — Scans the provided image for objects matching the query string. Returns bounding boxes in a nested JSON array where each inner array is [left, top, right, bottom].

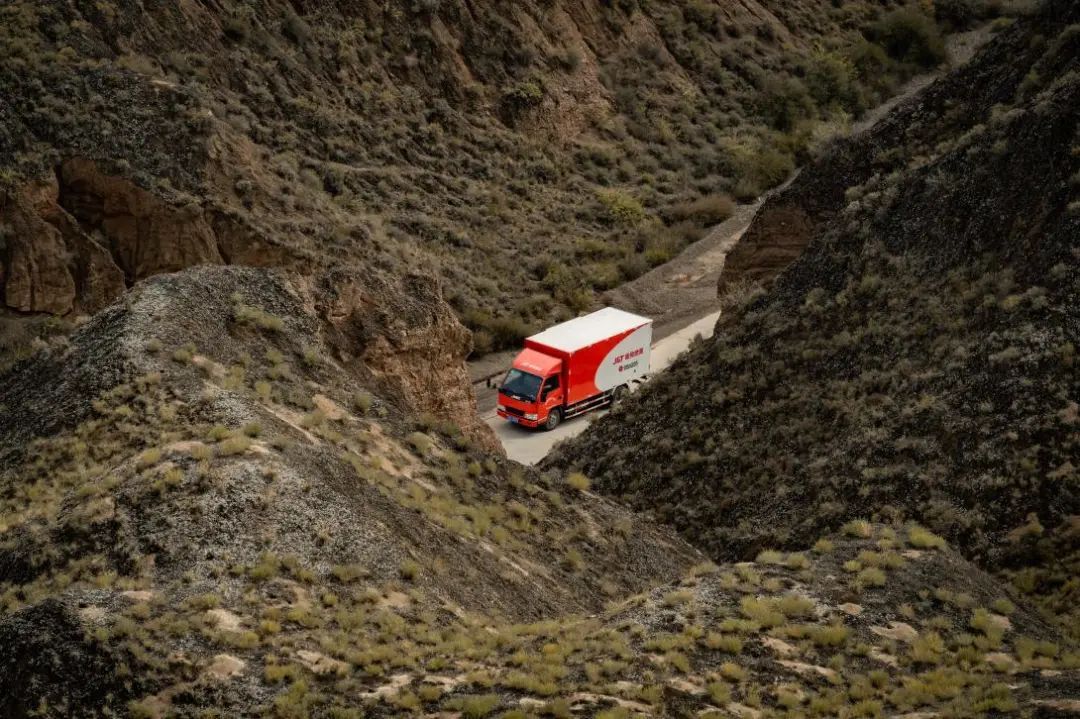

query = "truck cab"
[[497, 308, 651, 431], [497, 349, 563, 429]]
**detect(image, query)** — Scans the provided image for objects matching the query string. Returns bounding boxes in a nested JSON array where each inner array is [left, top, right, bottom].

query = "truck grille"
[[501, 405, 524, 417]]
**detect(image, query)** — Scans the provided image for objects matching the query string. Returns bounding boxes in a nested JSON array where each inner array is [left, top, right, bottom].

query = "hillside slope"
[[0, 0, 981, 357], [549, 1, 1079, 634], [0, 265, 702, 715], [3, 277, 1078, 716]]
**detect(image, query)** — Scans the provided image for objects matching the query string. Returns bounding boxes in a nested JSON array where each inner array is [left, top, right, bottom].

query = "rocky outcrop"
[[57, 158, 225, 283], [0, 158, 295, 317], [315, 269, 500, 453], [0, 177, 125, 315], [717, 202, 814, 294], [0, 594, 142, 719]]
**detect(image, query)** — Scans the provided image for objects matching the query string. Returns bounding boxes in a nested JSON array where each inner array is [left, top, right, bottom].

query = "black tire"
[[612, 385, 629, 404], [544, 408, 562, 431]]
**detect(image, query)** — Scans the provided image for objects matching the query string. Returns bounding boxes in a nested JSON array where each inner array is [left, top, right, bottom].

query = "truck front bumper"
[[497, 409, 539, 428]]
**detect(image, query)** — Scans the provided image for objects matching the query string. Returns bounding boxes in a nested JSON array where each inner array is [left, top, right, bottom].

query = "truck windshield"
[[499, 369, 543, 402]]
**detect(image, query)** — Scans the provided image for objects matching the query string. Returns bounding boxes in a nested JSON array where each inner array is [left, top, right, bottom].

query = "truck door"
[[540, 374, 563, 415]]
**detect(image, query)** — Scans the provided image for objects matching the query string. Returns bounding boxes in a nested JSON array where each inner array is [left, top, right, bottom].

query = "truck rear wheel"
[[612, 385, 629, 404], [544, 408, 562, 431]]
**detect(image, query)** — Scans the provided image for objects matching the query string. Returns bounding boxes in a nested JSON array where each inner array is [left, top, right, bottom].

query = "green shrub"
[[842, 519, 873, 538], [453, 694, 501, 718], [701, 632, 743, 653], [503, 81, 544, 112], [907, 525, 946, 550], [806, 50, 863, 112], [755, 549, 784, 565], [870, 8, 947, 68], [597, 190, 647, 225], [346, 391, 370, 415], [856, 567, 887, 588], [757, 76, 815, 131], [462, 309, 532, 354], [719, 661, 747, 681], [566, 472, 590, 491], [399, 559, 421, 580], [739, 596, 784, 628], [407, 432, 433, 455], [707, 681, 731, 704], [670, 193, 735, 226]]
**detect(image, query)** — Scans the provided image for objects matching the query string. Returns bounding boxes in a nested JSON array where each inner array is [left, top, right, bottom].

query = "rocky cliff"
[[549, 0, 1079, 636]]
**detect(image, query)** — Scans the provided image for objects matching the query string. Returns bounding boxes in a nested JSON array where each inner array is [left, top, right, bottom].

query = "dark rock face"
[[549, 2, 1080, 627]]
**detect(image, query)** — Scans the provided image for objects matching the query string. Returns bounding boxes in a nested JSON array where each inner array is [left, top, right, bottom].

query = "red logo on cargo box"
[[612, 348, 643, 365]]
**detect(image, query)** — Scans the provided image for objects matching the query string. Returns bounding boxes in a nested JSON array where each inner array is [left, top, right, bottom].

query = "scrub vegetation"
[[3, 1, 1078, 716], [0, 0, 999, 358]]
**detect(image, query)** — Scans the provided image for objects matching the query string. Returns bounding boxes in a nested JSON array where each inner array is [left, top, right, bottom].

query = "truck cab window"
[[541, 375, 560, 399], [500, 369, 543, 402]]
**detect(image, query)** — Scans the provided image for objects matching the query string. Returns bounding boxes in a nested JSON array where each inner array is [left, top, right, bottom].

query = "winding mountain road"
[[472, 25, 994, 465]]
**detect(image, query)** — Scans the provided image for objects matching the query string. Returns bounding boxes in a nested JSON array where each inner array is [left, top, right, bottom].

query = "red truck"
[[497, 307, 652, 430]]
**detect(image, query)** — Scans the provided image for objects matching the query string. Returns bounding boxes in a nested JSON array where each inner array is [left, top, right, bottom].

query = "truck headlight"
[[524, 413, 538, 421]]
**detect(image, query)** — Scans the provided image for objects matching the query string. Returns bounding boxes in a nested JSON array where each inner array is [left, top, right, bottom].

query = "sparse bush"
[[562, 548, 585, 572], [755, 549, 784, 565], [217, 436, 252, 456], [907, 525, 946, 550], [842, 519, 873, 538], [399, 559, 421, 581], [670, 193, 735, 226], [353, 391, 373, 414], [597, 190, 647, 225], [234, 303, 284, 331], [172, 345, 194, 363], [701, 633, 743, 653], [856, 567, 887, 588], [719, 661, 747, 682], [453, 694, 501, 718], [407, 431, 433, 455], [566, 472, 590, 491], [739, 596, 784, 628]]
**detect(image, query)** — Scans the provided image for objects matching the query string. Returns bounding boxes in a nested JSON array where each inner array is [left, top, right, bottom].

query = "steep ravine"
[[548, 0, 1080, 634]]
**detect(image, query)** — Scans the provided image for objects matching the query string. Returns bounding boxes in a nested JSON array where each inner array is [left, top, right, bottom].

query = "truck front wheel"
[[544, 408, 562, 431]]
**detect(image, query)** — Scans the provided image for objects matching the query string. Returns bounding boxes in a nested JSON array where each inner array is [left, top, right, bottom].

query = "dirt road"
[[469, 200, 759, 417]]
